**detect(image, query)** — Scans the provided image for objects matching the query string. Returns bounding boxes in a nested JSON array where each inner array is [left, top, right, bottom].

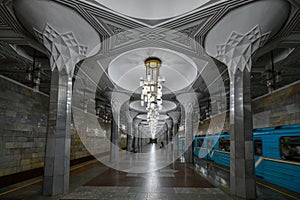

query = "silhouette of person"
[[160, 141, 164, 148]]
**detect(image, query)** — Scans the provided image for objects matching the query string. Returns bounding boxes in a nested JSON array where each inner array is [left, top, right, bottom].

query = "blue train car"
[[193, 124, 300, 193], [194, 132, 230, 164], [253, 124, 300, 192]]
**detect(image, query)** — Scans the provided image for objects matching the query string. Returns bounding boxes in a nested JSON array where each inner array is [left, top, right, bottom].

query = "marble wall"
[[252, 81, 300, 128], [0, 76, 90, 177], [0, 77, 48, 176], [199, 81, 300, 134], [1, 76, 299, 176]]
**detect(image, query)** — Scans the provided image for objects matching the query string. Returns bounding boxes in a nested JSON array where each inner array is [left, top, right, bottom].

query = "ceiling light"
[[140, 57, 165, 134]]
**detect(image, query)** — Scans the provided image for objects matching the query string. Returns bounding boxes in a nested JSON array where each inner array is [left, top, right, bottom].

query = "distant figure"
[[160, 141, 164, 148]]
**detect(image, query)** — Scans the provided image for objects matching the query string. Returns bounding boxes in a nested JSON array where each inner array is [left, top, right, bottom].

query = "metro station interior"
[[0, 0, 300, 199]]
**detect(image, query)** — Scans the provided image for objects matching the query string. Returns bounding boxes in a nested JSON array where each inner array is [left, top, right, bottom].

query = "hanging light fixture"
[[33, 62, 41, 92], [30, 50, 41, 92], [266, 50, 282, 93], [26, 67, 32, 81], [140, 57, 164, 108], [140, 57, 165, 133]]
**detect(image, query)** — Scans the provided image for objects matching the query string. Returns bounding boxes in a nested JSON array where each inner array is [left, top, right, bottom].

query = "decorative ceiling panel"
[[0, 0, 298, 120]]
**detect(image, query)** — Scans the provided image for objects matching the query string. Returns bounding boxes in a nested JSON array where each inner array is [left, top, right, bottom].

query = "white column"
[[132, 119, 142, 153], [166, 119, 173, 144], [126, 112, 138, 152], [35, 24, 88, 196], [176, 93, 199, 163], [109, 92, 130, 162], [215, 25, 270, 199]]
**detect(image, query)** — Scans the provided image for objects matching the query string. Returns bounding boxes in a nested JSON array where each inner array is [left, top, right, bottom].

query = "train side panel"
[[193, 125, 300, 193], [263, 160, 300, 192], [260, 125, 300, 192], [212, 151, 230, 168]]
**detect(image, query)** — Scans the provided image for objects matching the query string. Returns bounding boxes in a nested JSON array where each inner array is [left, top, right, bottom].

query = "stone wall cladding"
[[252, 81, 300, 128], [70, 128, 90, 160], [198, 81, 300, 134], [0, 77, 90, 177], [1, 77, 299, 176], [0, 77, 48, 176]]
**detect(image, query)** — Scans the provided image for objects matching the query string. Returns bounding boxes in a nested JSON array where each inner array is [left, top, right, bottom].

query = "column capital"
[[127, 111, 139, 123], [166, 118, 173, 129], [34, 23, 88, 77], [106, 92, 130, 118], [215, 25, 270, 75], [168, 111, 181, 124], [133, 119, 142, 129], [176, 93, 199, 115]]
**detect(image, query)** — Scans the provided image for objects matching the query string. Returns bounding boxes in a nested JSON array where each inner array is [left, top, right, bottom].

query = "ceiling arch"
[[205, 0, 291, 57], [129, 100, 177, 113], [108, 47, 198, 93], [13, 0, 101, 57], [93, 0, 211, 20]]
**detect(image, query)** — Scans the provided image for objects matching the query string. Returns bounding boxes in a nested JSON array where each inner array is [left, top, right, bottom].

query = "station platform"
[[0, 146, 299, 200], [0, 160, 231, 200]]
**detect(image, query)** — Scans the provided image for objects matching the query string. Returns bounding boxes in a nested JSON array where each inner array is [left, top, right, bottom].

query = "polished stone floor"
[[85, 163, 214, 188], [0, 144, 298, 200], [0, 158, 233, 200], [61, 160, 231, 200], [62, 186, 230, 200], [60, 162, 227, 200]]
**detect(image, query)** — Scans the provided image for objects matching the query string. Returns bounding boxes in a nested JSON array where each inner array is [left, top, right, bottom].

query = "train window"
[[280, 136, 300, 162], [207, 139, 215, 149], [254, 140, 262, 156], [198, 139, 204, 147], [219, 138, 230, 152]]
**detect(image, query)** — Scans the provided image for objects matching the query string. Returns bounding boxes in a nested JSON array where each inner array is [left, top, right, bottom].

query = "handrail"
[[213, 150, 230, 154], [264, 157, 300, 166]]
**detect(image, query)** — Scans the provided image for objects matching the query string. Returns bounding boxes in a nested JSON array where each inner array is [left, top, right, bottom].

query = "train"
[[193, 124, 300, 193]]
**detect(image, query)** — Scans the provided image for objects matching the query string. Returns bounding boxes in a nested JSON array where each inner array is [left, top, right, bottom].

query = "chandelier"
[[140, 57, 165, 132]]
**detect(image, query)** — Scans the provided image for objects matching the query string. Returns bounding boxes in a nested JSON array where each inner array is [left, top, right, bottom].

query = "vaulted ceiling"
[[0, 0, 300, 124]]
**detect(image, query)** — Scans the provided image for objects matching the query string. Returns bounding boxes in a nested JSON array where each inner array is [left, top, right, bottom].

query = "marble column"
[[109, 92, 129, 162], [133, 119, 142, 152], [168, 112, 180, 139], [184, 109, 193, 163], [110, 117, 119, 162], [126, 112, 138, 152], [166, 119, 173, 144], [126, 121, 133, 152], [168, 111, 181, 158], [137, 125, 141, 153], [165, 125, 168, 143], [176, 94, 198, 163], [163, 124, 168, 145], [215, 26, 270, 199], [34, 24, 88, 195]]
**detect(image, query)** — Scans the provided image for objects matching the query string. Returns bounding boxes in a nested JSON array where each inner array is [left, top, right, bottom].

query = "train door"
[[254, 138, 264, 178]]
